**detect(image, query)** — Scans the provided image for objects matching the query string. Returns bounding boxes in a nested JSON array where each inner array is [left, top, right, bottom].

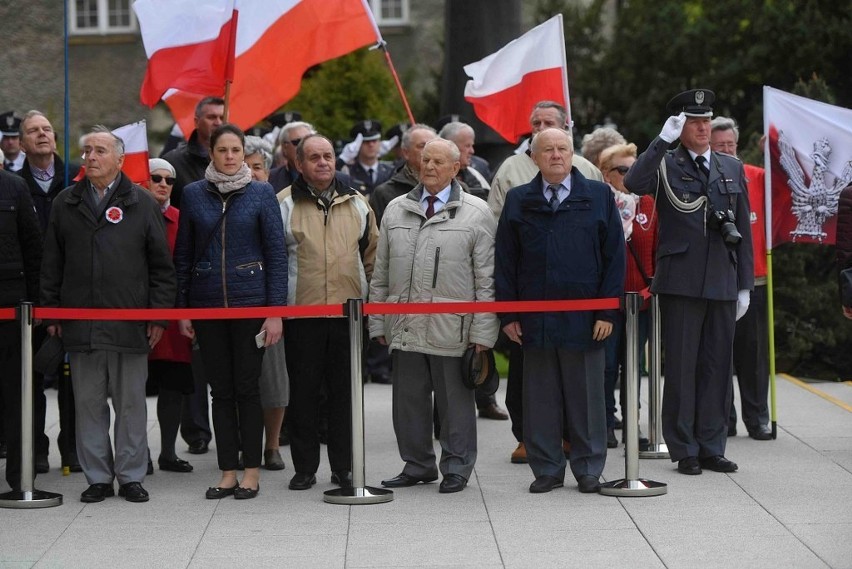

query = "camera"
[[707, 207, 742, 246]]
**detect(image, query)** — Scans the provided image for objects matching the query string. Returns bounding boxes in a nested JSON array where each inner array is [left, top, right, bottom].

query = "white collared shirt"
[[420, 184, 452, 216], [541, 175, 572, 204]]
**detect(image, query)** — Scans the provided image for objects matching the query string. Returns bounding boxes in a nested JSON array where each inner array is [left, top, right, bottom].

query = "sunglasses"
[[151, 174, 176, 185], [609, 165, 630, 175], [287, 138, 302, 146]]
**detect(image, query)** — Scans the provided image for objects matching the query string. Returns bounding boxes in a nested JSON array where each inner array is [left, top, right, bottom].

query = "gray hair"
[[83, 125, 125, 156], [195, 97, 225, 118], [424, 138, 460, 162], [279, 121, 315, 144], [437, 121, 474, 142], [244, 135, 273, 171], [401, 123, 436, 149], [295, 133, 334, 162], [530, 101, 568, 128], [710, 115, 739, 142], [581, 127, 626, 168], [19, 110, 51, 137]]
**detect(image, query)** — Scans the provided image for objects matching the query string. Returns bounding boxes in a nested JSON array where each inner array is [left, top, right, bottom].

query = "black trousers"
[[730, 285, 770, 430], [194, 318, 265, 471], [180, 344, 212, 446], [285, 318, 351, 474]]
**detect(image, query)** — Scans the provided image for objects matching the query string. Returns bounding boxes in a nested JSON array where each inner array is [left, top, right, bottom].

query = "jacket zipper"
[[432, 247, 440, 288], [220, 194, 230, 308]]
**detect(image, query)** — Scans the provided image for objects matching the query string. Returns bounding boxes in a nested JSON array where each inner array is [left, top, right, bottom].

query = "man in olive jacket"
[[40, 127, 176, 503]]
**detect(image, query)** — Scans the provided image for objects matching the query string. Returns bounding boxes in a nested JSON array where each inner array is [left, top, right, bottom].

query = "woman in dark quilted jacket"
[[174, 124, 288, 500]]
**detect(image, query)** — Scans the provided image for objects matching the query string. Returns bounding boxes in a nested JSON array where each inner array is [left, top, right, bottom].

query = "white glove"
[[339, 133, 364, 165], [659, 112, 686, 143], [380, 135, 399, 156], [735, 289, 750, 321]]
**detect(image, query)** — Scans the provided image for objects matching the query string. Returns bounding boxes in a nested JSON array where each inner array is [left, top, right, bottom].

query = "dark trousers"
[[285, 318, 351, 474], [730, 285, 770, 430], [523, 347, 606, 481], [180, 343, 212, 446], [604, 311, 650, 428], [505, 341, 524, 442], [1, 324, 41, 490], [58, 358, 77, 462], [659, 294, 736, 461], [194, 318, 265, 471], [30, 326, 49, 459]]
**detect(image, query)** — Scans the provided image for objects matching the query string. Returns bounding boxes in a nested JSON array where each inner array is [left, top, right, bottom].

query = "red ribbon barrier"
[[15, 297, 621, 322]]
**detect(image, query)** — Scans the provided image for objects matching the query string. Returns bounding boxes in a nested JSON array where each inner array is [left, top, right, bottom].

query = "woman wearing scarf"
[[174, 124, 287, 500]]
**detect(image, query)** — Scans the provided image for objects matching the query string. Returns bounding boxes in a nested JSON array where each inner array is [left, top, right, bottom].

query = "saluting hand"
[[659, 112, 686, 143]]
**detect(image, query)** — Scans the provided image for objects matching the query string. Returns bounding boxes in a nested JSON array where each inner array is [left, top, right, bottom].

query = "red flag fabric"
[[135, 0, 238, 107], [74, 121, 150, 185], [764, 87, 852, 246], [463, 15, 569, 143], [140, 0, 380, 137]]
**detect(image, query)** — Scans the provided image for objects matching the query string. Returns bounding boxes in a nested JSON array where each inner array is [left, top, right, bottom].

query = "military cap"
[[246, 125, 271, 138], [350, 119, 382, 141], [0, 111, 21, 137], [666, 89, 715, 117], [385, 122, 410, 141], [267, 111, 302, 128]]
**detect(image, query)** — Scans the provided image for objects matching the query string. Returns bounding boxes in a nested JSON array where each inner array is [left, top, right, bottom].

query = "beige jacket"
[[369, 181, 498, 357]]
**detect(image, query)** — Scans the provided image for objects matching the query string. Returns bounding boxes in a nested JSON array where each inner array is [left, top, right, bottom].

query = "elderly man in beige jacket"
[[370, 138, 498, 494]]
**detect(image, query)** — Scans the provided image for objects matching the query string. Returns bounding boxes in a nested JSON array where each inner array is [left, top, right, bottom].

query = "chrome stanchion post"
[[324, 298, 393, 505], [600, 293, 667, 497], [640, 293, 669, 459], [0, 302, 63, 508]]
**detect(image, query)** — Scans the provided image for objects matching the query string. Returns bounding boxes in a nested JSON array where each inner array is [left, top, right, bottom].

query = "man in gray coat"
[[41, 126, 176, 502], [624, 89, 753, 476], [370, 138, 498, 494]]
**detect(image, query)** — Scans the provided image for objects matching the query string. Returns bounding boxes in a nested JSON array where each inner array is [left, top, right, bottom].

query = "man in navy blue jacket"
[[495, 128, 625, 494]]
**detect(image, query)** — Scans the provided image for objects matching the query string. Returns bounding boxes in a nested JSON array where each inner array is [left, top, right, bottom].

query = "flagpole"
[[63, 1, 70, 185], [763, 86, 778, 439], [556, 14, 571, 128], [223, 6, 238, 124]]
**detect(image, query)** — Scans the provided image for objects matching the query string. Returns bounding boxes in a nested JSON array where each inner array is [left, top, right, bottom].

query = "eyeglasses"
[[151, 174, 176, 185], [609, 165, 630, 175], [286, 138, 302, 146]]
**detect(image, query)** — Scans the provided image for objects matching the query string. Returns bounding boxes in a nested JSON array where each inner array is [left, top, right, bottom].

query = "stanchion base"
[[323, 486, 394, 505], [639, 443, 670, 459], [599, 478, 667, 497], [0, 488, 63, 509]]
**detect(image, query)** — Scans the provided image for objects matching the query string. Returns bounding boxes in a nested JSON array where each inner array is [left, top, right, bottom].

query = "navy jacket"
[[174, 179, 287, 309], [495, 170, 625, 350]]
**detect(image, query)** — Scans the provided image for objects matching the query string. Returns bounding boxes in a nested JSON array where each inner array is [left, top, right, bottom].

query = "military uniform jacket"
[[623, 137, 754, 301], [345, 161, 394, 195]]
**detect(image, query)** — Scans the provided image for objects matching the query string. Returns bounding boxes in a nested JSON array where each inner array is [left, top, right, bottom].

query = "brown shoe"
[[510, 442, 528, 464], [478, 402, 509, 420]]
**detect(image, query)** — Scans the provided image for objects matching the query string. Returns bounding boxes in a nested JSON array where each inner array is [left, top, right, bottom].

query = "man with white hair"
[[268, 120, 315, 191], [438, 121, 491, 201]]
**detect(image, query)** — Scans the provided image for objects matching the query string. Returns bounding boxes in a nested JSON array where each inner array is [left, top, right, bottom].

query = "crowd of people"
[[0, 87, 798, 502]]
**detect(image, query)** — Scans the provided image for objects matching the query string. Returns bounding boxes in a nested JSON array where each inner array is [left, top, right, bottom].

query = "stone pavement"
[[1, 373, 850, 569]]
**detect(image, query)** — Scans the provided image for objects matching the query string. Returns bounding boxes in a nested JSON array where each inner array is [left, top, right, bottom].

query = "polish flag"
[[136, 0, 380, 137], [463, 15, 569, 143], [74, 121, 150, 185], [764, 86, 852, 247]]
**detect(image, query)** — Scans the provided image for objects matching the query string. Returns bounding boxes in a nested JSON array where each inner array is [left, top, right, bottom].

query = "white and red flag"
[[462, 15, 569, 143], [75, 120, 150, 185], [764, 86, 852, 247], [134, 0, 381, 136]]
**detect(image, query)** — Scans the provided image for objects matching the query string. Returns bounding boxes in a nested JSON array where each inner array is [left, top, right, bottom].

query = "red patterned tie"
[[425, 195, 438, 219]]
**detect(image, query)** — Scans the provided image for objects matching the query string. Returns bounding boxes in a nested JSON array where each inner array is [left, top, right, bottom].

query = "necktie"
[[3, 161, 12, 170], [695, 155, 710, 181], [367, 167, 375, 184], [547, 184, 560, 212], [425, 195, 438, 219]]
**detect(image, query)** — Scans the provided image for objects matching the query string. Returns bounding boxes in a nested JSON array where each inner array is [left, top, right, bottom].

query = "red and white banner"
[[764, 86, 852, 247], [75, 121, 150, 185], [463, 15, 569, 143], [135, 0, 380, 137]]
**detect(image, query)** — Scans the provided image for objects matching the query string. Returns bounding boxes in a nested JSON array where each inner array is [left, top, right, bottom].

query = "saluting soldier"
[[623, 89, 753, 476], [342, 120, 394, 196]]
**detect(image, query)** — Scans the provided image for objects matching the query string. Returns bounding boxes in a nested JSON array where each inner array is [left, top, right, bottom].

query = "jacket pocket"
[[426, 296, 470, 350], [193, 261, 212, 279], [235, 261, 264, 278]]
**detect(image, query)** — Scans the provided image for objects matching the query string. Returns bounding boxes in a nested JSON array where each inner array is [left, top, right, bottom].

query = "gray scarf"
[[205, 162, 252, 194]]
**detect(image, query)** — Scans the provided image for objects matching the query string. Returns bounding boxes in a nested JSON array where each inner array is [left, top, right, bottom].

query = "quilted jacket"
[[174, 179, 287, 309]]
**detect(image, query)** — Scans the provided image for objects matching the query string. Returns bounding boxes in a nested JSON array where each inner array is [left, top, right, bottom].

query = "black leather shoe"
[[577, 475, 600, 494], [529, 475, 563, 493], [439, 474, 467, 493], [0, 442, 7, 458], [331, 471, 353, 488], [699, 455, 738, 472], [205, 484, 238, 499], [35, 454, 50, 474], [677, 456, 702, 475], [606, 428, 618, 449], [159, 457, 194, 473], [118, 482, 149, 502], [234, 484, 259, 500], [81, 483, 115, 503], [478, 402, 509, 421], [188, 440, 209, 454], [748, 425, 773, 441], [380, 472, 438, 488], [288, 472, 316, 490]]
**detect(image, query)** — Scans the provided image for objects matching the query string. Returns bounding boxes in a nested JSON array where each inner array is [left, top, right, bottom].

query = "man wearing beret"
[[624, 89, 754, 475]]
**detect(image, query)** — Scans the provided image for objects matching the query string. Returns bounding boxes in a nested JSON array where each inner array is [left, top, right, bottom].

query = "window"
[[69, 0, 137, 35], [368, 0, 409, 26]]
